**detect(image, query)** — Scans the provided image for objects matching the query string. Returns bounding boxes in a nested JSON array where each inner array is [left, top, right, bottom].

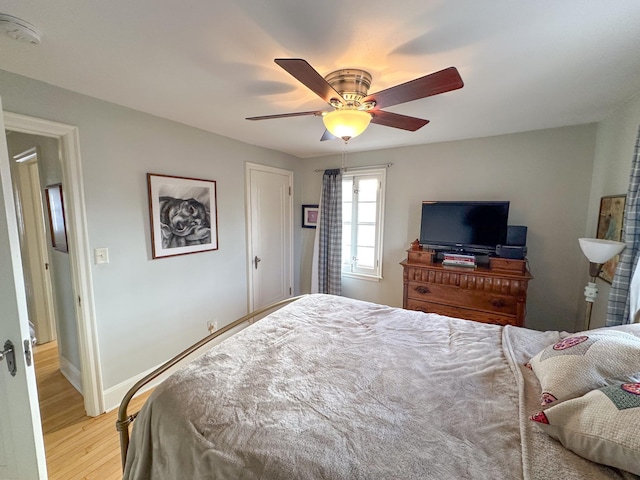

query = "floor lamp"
[[578, 238, 626, 330]]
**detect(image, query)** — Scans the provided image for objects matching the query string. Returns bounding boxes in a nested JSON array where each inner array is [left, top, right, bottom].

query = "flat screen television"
[[419, 201, 509, 253]]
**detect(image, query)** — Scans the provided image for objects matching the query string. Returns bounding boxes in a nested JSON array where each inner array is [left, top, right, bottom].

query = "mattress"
[[123, 294, 637, 479]]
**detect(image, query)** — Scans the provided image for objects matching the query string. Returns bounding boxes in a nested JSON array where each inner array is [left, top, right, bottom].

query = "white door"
[[0, 98, 48, 479], [246, 163, 293, 311]]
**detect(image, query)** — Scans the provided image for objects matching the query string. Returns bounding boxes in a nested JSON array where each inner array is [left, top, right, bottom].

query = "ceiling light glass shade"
[[579, 238, 625, 264], [322, 109, 372, 140]]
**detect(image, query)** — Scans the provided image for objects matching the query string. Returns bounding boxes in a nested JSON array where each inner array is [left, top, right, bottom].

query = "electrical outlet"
[[207, 321, 218, 334]]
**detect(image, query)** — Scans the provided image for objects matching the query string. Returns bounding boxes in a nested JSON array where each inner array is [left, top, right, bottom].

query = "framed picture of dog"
[[147, 173, 218, 259]]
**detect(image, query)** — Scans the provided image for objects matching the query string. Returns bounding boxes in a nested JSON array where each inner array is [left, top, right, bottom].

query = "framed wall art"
[[147, 173, 218, 259], [596, 194, 626, 283], [44, 183, 68, 253], [302, 204, 319, 228]]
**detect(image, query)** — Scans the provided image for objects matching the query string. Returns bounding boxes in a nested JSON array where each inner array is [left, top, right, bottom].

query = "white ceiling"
[[1, 1, 640, 159]]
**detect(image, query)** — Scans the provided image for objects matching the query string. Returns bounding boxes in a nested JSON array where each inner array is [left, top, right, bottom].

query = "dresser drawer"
[[406, 281, 518, 316], [405, 299, 517, 326]]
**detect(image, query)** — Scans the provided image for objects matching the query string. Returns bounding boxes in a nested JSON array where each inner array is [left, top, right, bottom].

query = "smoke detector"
[[0, 14, 41, 44]]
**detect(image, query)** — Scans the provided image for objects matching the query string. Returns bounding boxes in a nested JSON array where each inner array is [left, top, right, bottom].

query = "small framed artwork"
[[148, 173, 218, 259], [596, 194, 626, 283], [44, 184, 68, 253], [302, 204, 319, 229]]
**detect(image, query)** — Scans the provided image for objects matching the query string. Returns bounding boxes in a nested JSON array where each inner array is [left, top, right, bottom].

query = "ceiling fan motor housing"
[[324, 69, 373, 108]]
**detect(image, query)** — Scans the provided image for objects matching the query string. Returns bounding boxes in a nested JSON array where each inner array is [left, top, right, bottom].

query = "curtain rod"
[[314, 163, 393, 173]]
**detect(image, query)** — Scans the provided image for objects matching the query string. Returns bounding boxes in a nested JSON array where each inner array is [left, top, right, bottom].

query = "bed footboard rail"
[[116, 295, 305, 471]]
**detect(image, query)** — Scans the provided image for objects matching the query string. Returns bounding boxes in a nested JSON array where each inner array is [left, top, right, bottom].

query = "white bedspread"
[[124, 294, 636, 479]]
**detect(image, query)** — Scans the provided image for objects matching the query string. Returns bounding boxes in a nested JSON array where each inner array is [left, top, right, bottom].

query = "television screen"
[[419, 201, 509, 251]]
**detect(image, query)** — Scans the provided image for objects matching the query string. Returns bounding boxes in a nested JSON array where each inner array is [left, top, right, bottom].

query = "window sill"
[[342, 272, 382, 282]]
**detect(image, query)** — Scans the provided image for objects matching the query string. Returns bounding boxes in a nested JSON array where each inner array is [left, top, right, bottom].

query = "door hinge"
[[289, 186, 292, 196], [78, 295, 82, 307], [289, 287, 292, 295]]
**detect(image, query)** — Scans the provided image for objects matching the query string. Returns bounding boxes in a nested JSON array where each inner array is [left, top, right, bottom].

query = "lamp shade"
[[322, 109, 371, 140], [579, 238, 625, 264]]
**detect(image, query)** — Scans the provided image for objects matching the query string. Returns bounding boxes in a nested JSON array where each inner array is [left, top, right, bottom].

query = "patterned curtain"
[[607, 125, 640, 326], [317, 169, 342, 295]]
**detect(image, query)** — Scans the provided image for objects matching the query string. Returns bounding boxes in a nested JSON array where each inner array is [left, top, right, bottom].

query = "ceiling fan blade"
[[363, 67, 463, 110], [370, 111, 430, 131], [275, 58, 345, 106], [320, 129, 337, 141], [246, 110, 324, 121]]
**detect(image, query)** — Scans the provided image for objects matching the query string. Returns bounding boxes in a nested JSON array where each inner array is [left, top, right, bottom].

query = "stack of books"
[[442, 253, 476, 268]]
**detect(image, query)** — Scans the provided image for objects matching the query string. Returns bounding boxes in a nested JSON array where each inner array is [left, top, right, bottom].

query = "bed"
[[120, 294, 640, 479]]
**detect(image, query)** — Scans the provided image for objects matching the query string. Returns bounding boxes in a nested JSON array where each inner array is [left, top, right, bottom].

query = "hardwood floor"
[[34, 341, 152, 479]]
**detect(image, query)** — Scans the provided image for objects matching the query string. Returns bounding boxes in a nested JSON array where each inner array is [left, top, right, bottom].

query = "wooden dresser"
[[401, 249, 532, 327]]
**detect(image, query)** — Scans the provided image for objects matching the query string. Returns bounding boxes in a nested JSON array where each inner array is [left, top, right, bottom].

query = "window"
[[342, 169, 386, 279]]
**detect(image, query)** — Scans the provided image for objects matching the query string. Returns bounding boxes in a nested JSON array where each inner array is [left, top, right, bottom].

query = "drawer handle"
[[415, 285, 431, 295], [490, 298, 506, 308]]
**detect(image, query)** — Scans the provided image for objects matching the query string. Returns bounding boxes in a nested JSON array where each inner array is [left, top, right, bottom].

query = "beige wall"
[[301, 125, 598, 333], [585, 92, 640, 327]]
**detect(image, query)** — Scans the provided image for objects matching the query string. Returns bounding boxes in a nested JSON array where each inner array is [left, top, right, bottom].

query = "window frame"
[[341, 168, 386, 281]]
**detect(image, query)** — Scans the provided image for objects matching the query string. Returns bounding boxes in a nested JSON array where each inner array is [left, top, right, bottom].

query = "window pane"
[[357, 225, 376, 247], [343, 178, 353, 196], [342, 245, 351, 265], [357, 202, 376, 223], [357, 178, 377, 202], [356, 247, 375, 268], [342, 202, 352, 223], [342, 222, 351, 242]]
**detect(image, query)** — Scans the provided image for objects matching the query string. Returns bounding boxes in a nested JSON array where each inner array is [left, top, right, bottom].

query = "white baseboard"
[[59, 354, 83, 394], [103, 324, 246, 412]]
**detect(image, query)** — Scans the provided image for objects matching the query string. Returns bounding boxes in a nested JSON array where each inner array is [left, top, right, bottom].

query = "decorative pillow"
[[528, 330, 640, 406], [595, 323, 640, 338], [530, 383, 640, 475]]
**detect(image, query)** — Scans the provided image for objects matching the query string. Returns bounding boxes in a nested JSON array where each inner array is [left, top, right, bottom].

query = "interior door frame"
[[4, 111, 104, 416], [245, 162, 294, 312]]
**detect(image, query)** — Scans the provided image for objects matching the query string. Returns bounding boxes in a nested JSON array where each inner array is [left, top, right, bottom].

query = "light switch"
[[94, 247, 109, 265]]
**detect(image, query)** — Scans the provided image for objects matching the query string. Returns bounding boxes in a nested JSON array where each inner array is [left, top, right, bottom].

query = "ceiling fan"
[[246, 58, 464, 142]]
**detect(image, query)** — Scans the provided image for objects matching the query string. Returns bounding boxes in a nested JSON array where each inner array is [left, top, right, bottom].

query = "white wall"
[[301, 125, 598, 333], [0, 69, 302, 392], [586, 92, 640, 327]]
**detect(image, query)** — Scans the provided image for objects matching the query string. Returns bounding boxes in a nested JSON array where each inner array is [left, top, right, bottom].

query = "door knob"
[[0, 340, 16, 376], [254, 256, 262, 269]]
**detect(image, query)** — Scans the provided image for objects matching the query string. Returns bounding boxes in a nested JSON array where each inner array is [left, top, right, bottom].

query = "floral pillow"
[[527, 330, 640, 406], [530, 383, 640, 475]]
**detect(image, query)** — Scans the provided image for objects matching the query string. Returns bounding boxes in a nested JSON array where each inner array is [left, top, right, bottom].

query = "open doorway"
[[4, 112, 104, 418], [5, 133, 86, 463], [6, 131, 83, 391]]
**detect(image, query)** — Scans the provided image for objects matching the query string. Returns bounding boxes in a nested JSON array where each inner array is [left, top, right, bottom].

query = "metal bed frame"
[[116, 295, 304, 471]]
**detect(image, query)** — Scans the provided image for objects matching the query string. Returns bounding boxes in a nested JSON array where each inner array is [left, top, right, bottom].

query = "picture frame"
[[302, 204, 319, 229], [44, 183, 68, 253], [596, 194, 626, 283], [147, 173, 218, 259]]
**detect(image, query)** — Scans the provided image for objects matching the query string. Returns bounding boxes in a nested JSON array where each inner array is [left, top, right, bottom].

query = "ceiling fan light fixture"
[[322, 109, 372, 141]]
